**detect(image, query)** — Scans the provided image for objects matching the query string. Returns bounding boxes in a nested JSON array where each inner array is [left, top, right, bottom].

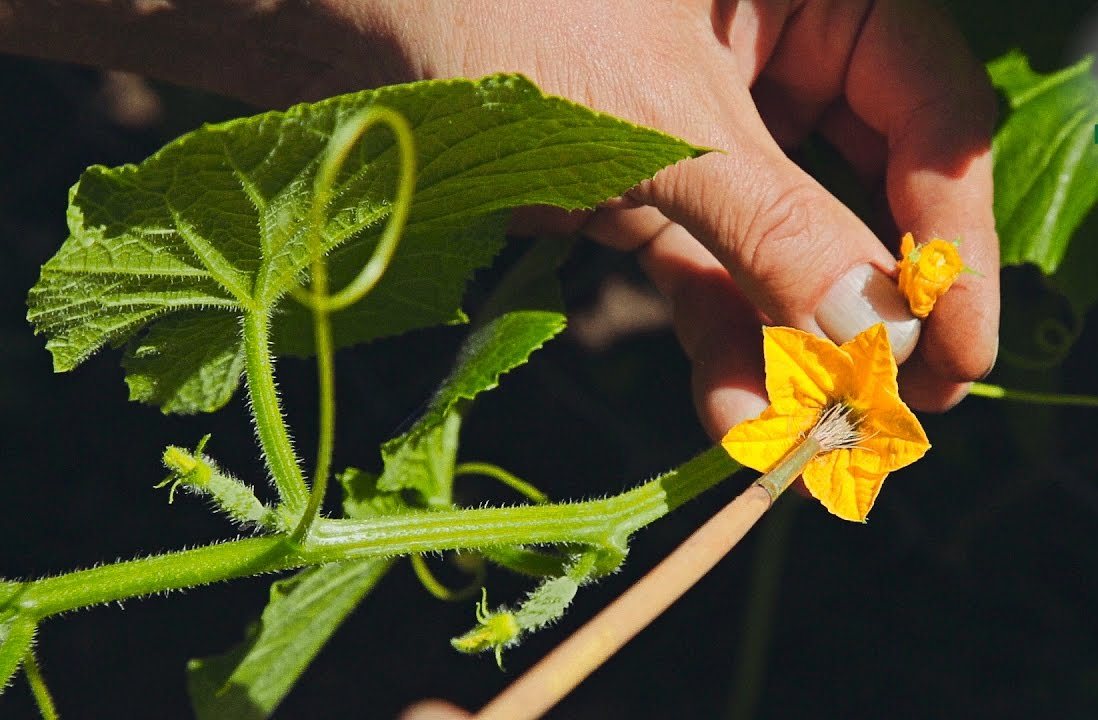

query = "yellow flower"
[[721, 324, 930, 522], [896, 232, 963, 318]]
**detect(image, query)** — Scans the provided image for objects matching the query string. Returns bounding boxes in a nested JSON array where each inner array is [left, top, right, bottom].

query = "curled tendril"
[[287, 105, 417, 545], [288, 104, 417, 314]]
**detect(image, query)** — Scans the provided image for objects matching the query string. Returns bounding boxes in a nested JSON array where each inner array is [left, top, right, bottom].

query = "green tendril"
[[453, 462, 549, 505], [969, 382, 1098, 408], [288, 105, 417, 545], [410, 553, 486, 602]]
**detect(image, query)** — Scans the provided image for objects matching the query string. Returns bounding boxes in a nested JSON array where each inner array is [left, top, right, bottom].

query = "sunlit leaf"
[[28, 74, 705, 413], [377, 239, 570, 504], [990, 51, 1098, 274]]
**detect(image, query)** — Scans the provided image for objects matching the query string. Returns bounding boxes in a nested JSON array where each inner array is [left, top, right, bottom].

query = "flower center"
[[807, 402, 865, 452]]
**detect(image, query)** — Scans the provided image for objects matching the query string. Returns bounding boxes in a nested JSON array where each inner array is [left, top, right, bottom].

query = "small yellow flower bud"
[[896, 232, 964, 319]]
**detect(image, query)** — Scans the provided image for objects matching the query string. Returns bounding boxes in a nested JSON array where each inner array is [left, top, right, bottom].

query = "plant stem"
[[242, 310, 309, 514], [16, 447, 739, 621], [22, 648, 59, 720], [969, 381, 1098, 408]]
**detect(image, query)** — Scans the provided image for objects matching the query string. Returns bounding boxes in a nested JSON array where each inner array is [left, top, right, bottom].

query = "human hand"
[[0, 0, 998, 438], [340, 0, 999, 437]]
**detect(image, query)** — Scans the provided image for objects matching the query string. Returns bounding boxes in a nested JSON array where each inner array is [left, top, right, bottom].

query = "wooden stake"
[[475, 484, 773, 720]]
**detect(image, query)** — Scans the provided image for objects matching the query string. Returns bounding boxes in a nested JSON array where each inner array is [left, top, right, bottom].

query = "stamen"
[[808, 403, 864, 451]]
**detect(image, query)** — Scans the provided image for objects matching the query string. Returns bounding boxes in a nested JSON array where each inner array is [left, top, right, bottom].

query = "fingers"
[[749, 0, 876, 149], [845, 0, 1000, 384], [614, 132, 920, 362]]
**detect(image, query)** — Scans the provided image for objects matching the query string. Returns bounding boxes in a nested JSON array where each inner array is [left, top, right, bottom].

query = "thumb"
[[600, 139, 920, 360]]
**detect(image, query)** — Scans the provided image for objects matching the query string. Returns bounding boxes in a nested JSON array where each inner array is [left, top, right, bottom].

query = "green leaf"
[[187, 559, 393, 720], [990, 51, 1098, 273], [378, 411, 463, 508], [187, 470, 408, 719], [338, 466, 409, 519], [122, 312, 245, 414], [377, 310, 567, 505], [407, 310, 567, 445], [377, 235, 572, 504], [28, 74, 705, 414], [0, 613, 34, 693]]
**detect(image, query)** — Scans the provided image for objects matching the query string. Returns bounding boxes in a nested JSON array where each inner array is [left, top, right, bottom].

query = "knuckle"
[[736, 179, 822, 287]]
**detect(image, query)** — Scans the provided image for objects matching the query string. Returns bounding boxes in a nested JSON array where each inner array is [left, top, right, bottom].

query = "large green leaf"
[[990, 52, 1098, 273], [28, 74, 705, 413]]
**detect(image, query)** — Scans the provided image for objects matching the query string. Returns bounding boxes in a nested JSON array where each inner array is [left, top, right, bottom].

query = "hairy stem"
[[22, 649, 59, 720], [476, 437, 822, 720], [242, 310, 309, 514], [14, 447, 738, 621]]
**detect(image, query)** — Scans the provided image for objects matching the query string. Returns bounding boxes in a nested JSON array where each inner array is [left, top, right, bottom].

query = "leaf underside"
[[27, 74, 705, 414]]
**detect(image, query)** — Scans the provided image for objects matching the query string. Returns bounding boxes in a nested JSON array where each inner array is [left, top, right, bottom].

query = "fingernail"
[[815, 264, 921, 362], [707, 386, 770, 435]]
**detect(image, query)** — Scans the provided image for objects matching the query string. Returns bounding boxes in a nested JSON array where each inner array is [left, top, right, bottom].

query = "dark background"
[[3, 2, 1098, 718]]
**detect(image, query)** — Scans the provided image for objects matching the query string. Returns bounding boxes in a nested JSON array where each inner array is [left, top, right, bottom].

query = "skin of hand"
[[345, 0, 997, 435], [322, 0, 1000, 437], [0, 0, 998, 439]]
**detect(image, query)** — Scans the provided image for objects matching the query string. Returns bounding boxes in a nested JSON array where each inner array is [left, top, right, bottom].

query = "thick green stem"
[[242, 310, 309, 514], [16, 447, 739, 621]]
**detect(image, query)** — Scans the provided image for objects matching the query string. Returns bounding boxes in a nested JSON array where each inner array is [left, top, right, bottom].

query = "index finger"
[[845, 0, 999, 382]]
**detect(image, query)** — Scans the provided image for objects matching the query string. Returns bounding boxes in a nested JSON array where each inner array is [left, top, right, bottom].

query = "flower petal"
[[721, 406, 818, 473], [900, 232, 915, 258], [762, 326, 853, 413], [859, 402, 931, 473], [802, 449, 888, 522], [841, 323, 899, 408]]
